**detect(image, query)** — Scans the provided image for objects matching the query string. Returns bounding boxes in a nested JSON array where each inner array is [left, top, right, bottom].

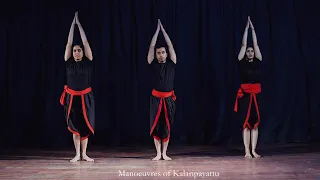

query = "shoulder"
[[151, 59, 157, 64], [83, 56, 92, 62], [65, 58, 74, 66], [83, 57, 93, 65], [150, 59, 158, 67], [237, 58, 246, 65], [254, 58, 262, 65], [167, 59, 176, 68]]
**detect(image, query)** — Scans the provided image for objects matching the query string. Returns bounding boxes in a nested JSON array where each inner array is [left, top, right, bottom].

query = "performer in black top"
[[234, 16, 263, 158], [148, 20, 177, 161], [60, 12, 95, 162]]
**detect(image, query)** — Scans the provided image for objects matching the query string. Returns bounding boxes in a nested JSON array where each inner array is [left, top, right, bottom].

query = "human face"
[[73, 45, 83, 61], [246, 47, 254, 60], [156, 47, 167, 63]]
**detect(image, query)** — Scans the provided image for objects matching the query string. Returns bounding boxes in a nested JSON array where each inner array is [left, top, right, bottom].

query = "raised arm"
[[64, 15, 76, 61], [238, 17, 249, 61], [249, 18, 262, 61], [147, 20, 160, 64], [75, 12, 93, 61], [159, 20, 176, 64]]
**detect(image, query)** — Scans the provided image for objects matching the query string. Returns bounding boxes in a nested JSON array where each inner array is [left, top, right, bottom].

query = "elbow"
[[85, 52, 93, 61], [147, 57, 151, 64], [238, 54, 244, 61], [256, 55, 262, 61], [64, 56, 69, 61], [170, 55, 177, 63], [147, 54, 154, 63]]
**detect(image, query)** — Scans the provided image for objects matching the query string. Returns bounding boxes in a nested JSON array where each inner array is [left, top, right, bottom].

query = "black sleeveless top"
[[238, 58, 261, 84], [65, 57, 92, 91], [150, 59, 176, 92]]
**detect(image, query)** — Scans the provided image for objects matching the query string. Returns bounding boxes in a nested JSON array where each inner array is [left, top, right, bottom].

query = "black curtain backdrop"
[[1, 0, 320, 149]]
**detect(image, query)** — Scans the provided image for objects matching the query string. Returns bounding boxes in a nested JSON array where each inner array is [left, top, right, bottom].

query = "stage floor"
[[0, 144, 319, 180]]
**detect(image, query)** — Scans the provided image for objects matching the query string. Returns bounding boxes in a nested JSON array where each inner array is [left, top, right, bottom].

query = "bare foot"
[[152, 154, 161, 161], [244, 152, 252, 158], [162, 154, 172, 161], [70, 155, 81, 162], [252, 151, 261, 158], [82, 154, 94, 162]]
